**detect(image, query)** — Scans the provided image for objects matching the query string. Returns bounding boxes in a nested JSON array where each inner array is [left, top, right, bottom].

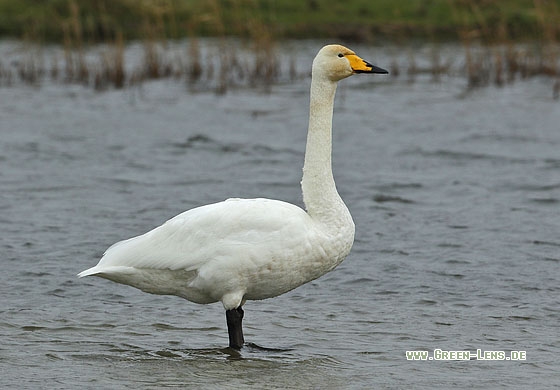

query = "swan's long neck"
[[301, 76, 353, 232]]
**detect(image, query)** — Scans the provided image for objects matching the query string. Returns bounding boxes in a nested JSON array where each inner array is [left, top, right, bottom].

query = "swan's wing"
[[79, 198, 316, 276]]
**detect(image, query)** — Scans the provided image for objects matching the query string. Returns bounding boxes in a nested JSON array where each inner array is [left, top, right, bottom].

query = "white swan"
[[78, 44, 388, 349]]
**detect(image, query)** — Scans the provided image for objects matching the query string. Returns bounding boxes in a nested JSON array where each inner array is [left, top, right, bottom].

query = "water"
[[1, 42, 559, 389]]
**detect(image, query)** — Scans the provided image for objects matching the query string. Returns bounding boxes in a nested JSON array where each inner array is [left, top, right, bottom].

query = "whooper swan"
[[78, 44, 388, 349]]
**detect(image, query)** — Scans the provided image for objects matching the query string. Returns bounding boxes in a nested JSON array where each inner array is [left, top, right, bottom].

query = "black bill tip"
[[364, 62, 389, 74]]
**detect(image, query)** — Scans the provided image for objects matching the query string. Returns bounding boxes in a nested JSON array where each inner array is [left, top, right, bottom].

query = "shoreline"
[[1, 0, 558, 44]]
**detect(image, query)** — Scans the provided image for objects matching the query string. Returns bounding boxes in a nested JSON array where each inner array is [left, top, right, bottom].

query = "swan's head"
[[312, 44, 388, 82]]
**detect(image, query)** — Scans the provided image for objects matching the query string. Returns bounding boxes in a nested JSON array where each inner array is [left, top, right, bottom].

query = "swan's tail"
[[77, 265, 136, 278]]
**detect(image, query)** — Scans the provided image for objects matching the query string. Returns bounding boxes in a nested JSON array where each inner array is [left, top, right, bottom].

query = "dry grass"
[[1, 1, 558, 95]]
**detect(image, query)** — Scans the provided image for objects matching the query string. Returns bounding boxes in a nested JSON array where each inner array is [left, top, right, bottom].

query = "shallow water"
[[1, 42, 559, 389]]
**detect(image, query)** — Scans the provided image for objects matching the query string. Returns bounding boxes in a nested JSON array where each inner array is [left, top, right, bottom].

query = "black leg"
[[226, 307, 244, 349]]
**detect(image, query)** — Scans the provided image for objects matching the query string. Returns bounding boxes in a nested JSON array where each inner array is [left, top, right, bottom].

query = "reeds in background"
[[0, 0, 558, 95], [450, 0, 559, 89]]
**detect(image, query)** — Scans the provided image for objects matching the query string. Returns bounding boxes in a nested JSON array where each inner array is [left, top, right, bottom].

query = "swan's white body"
[[79, 197, 352, 309], [79, 45, 386, 318]]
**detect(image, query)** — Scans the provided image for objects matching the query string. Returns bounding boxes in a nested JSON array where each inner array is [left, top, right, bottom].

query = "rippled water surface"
[[1, 42, 559, 389]]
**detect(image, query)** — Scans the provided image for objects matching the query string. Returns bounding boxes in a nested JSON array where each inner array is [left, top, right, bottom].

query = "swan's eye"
[[337, 53, 344, 58]]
